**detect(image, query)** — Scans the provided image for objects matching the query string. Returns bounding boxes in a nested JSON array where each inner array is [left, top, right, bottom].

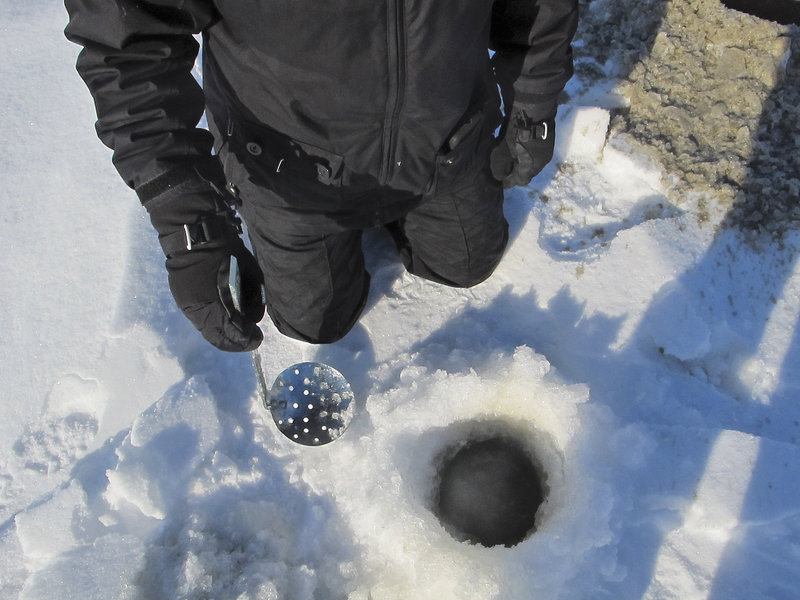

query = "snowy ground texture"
[[2, 1, 800, 599]]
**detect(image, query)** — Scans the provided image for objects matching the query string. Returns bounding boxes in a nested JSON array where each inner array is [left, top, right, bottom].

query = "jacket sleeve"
[[64, 0, 219, 197], [490, 0, 579, 120]]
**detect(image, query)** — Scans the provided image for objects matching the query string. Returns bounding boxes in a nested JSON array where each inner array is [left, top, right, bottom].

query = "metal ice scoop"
[[266, 362, 355, 446]]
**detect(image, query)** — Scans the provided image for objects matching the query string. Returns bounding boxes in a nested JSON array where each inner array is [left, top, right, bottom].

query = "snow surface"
[[2, 3, 799, 600]]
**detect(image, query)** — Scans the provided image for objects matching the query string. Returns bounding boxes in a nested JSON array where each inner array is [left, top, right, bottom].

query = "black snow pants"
[[219, 122, 508, 345]]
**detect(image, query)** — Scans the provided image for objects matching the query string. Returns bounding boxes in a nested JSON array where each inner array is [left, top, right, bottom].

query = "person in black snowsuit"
[[64, 0, 578, 351]]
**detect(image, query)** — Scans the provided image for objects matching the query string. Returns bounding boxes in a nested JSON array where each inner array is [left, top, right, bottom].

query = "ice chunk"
[[555, 106, 611, 164], [103, 377, 222, 523]]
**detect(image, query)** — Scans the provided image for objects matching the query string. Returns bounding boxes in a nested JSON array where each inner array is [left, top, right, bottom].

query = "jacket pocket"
[[232, 119, 345, 188], [430, 102, 498, 195]]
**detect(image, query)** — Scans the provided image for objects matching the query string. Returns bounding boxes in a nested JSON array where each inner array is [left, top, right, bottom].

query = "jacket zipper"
[[380, 0, 406, 185]]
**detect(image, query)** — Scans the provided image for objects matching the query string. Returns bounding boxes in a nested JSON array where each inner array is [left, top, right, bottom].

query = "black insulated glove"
[[491, 109, 556, 189], [141, 159, 266, 352]]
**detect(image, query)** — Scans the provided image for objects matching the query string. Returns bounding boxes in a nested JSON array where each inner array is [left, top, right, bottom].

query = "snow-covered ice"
[[2, 2, 799, 599]]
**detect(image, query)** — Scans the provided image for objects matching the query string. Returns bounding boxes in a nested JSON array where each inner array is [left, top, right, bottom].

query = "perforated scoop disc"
[[267, 362, 355, 446]]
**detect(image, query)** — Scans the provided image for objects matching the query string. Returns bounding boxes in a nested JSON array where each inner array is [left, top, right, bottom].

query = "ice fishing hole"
[[433, 434, 546, 548]]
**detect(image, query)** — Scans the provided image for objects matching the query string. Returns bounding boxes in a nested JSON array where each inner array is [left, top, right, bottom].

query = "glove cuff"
[[138, 156, 244, 258], [136, 155, 229, 205], [158, 210, 243, 258], [508, 109, 554, 143]]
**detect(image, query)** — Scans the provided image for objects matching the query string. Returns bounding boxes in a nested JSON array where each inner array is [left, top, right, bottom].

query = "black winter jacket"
[[65, 0, 578, 198]]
